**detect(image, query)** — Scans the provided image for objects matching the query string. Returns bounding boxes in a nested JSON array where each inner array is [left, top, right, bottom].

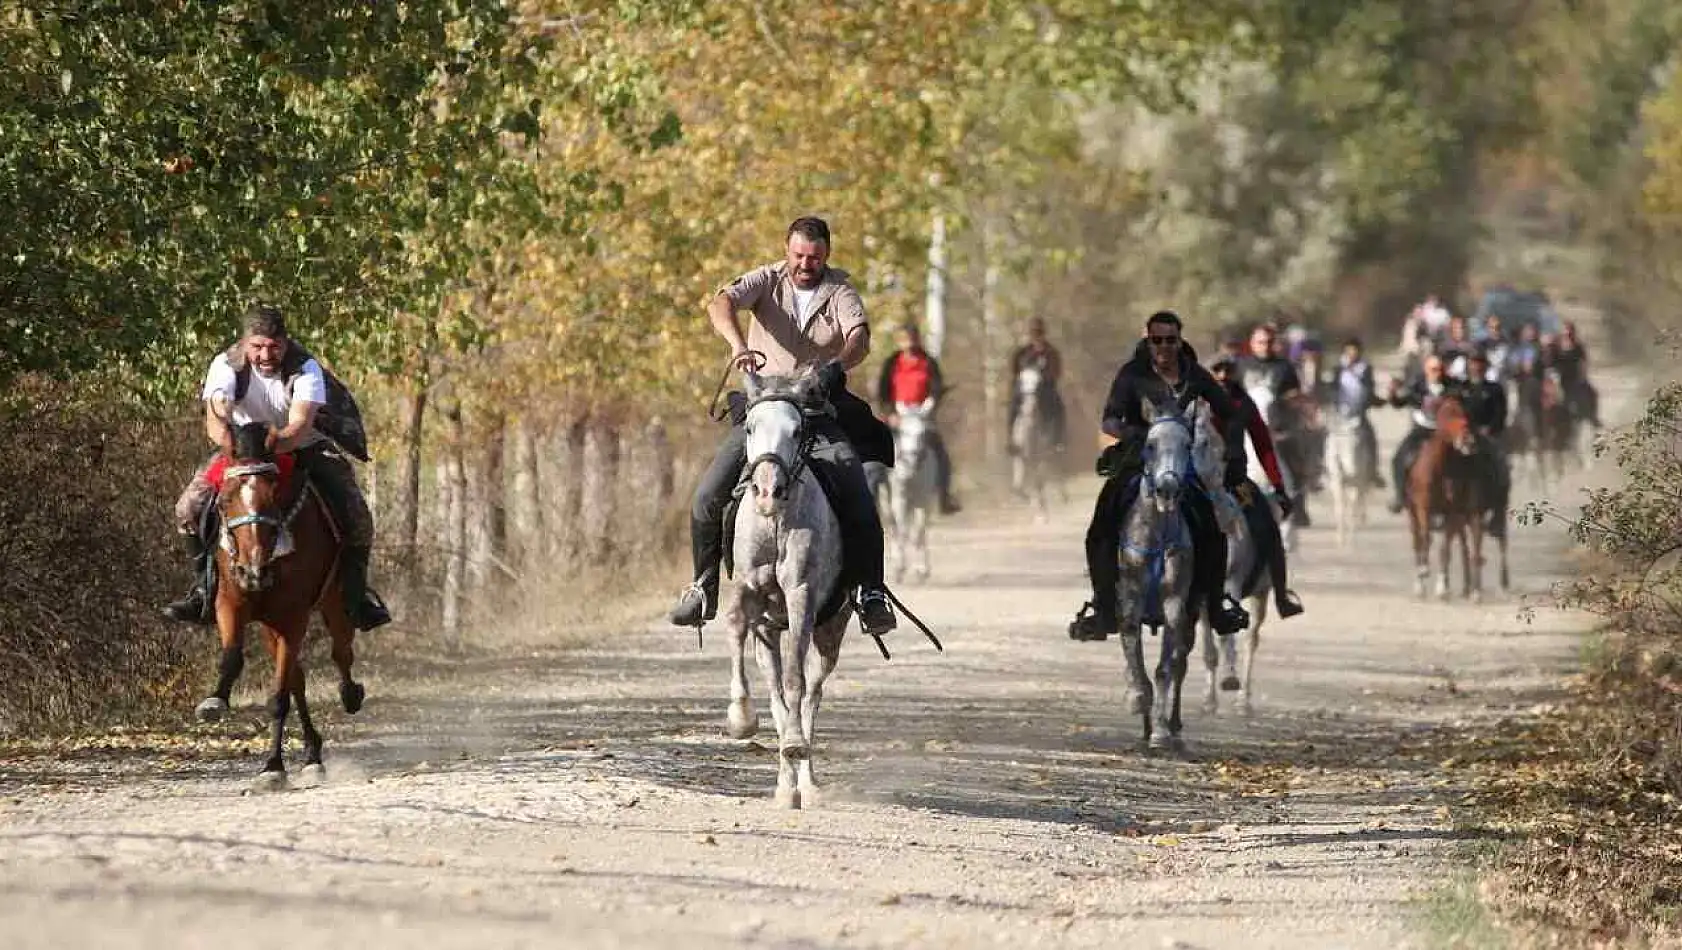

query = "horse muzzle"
[[232, 562, 275, 593]]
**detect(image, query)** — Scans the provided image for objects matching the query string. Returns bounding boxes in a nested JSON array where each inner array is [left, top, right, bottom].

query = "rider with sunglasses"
[[1070, 311, 1250, 642]]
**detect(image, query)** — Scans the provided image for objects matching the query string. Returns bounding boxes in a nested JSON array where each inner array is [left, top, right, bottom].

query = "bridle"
[[743, 389, 821, 503], [219, 460, 310, 554]]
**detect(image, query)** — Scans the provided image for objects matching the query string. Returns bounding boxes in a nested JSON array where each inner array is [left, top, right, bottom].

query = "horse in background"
[[1010, 362, 1055, 521], [885, 398, 937, 583], [1200, 493, 1273, 717], [1118, 397, 1231, 751], [205, 421, 364, 789], [1510, 369, 1573, 492], [1406, 396, 1486, 602], [722, 371, 849, 809], [1322, 414, 1375, 547]]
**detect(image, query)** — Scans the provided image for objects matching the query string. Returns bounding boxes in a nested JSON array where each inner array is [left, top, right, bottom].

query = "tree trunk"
[[466, 410, 507, 594], [543, 415, 588, 560], [580, 420, 621, 562], [440, 399, 467, 638], [925, 211, 948, 358], [509, 418, 542, 570], [397, 379, 428, 574], [980, 216, 1004, 464]]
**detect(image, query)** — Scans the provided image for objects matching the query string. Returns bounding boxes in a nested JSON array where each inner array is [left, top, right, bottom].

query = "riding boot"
[[340, 545, 392, 631], [1248, 498, 1303, 618], [669, 564, 720, 627], [163, 533, 213, 625], [1073, 480, 1126, 641], [1201, 529, 1249, 636], [810, 426, 896, 636]]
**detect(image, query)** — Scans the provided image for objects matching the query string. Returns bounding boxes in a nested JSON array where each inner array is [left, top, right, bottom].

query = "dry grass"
[[1445, 632, 1682, 947]]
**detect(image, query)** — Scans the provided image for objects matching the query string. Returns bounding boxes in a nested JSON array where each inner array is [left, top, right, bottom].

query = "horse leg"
[[914, 505, 931, 581], [1436, 523, 1454, 601], [773, 591, 815, 810], [197, 599, 244, 722], [1410, 509, 1430, 599], [1200, 612, 1220, 714], [256, 624, 291, 790], [725, 597, 758, 740], [797, 616, 845, 805], [890, 486, 908, 583], [1466, 518, 1483, 603], [289, 657, 327, 785], [322, 584, 364, 715], [750, 624, 796, 807], [1239, 594, 1267, 717], [1150, 567, 1191, 752]]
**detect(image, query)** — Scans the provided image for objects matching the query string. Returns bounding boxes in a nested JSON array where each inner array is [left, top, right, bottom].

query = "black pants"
[[1083, 470, 1226, 622], [1237, 478, 1290, 604], [689, 411, 886, 596], [926, 430, 954, 497]]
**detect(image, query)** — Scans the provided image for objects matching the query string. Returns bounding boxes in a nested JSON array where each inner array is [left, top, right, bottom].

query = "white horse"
[[1322, 414, 1375, 547], [723, 371, 848, 809], [1010, 365, 1054, 522], [1245, 383, 1301, 552], [1200, 497, 1272, 717], [1118, 397, 1233, 751], [886, 398, 936, 583]]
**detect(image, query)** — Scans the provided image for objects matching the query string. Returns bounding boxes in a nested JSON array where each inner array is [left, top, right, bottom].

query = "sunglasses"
[[1147, 335, 1181, 346]]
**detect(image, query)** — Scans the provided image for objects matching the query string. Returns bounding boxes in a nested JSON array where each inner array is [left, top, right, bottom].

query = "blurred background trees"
[[4, 0, 1681, 726]]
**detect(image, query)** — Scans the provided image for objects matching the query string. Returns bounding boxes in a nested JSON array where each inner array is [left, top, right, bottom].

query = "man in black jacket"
[[1069, 311, 1249, 641]]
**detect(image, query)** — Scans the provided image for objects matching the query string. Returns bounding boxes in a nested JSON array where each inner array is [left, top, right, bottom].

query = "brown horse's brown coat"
[[210, 434, 362, 782], [1406, 396, 1486, 601]]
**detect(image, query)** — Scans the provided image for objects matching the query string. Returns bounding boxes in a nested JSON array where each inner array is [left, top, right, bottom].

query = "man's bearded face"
[[244, 334, 287, 377], [786, 234, 829, 290]]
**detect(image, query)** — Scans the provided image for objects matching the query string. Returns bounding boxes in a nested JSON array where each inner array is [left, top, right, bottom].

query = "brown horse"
[[1406, 396, 1486, 602], [201, 422, 364, 788]]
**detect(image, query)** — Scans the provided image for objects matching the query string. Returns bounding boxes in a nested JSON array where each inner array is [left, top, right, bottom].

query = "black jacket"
[[1100, 340, 1233, 442], [1457, 379, 1507, 436]]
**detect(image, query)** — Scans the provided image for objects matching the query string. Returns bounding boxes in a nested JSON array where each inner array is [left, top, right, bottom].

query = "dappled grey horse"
[[723, 371, 849, 809], [886, 398, 936, 583], [1010, 364, 1054, 521], [1118, 398, 1231, 751]]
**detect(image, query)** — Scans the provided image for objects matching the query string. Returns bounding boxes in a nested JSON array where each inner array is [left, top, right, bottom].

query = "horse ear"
[[1140, 399, 1158, 424]]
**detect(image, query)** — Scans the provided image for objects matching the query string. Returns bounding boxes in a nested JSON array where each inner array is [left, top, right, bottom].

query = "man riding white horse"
[[1236, 323, 1311, 526], [668, 216, 897, 637], [1330, 336, 1384, 489], [875, 323, 960, 514], [1208, 353, 1305, 619], [1069, 310, 1249, 642], [164, 303, 390, 631], [1007, 317, 1067, 454]]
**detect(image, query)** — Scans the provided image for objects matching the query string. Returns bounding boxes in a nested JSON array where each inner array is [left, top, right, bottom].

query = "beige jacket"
[[718, 262, 868, 377]]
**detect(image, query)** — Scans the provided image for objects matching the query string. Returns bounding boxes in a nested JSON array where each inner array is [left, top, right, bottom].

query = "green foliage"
[[0, 1, 577, 404]]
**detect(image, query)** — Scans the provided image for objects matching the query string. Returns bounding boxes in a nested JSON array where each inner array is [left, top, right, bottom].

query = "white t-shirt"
[[202, 352, 328, 445], [792, 287, 818, 329]]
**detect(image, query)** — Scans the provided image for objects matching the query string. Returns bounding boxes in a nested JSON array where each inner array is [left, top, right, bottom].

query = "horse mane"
[[230, 422, 274, 462]]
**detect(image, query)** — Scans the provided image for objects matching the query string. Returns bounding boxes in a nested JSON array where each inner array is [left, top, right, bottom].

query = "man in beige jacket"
[[669, 216, 897, 636]]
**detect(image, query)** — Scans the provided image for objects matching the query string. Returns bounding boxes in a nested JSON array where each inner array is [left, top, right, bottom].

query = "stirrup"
[[1068, 601, 1115, 641], [1212, 595, 1249, 636], [668, 582, 713, 628], [857, 588, 896, 636]]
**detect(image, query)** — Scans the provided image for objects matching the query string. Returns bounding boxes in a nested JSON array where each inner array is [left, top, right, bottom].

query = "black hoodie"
[[1100, 339, 1233, 441]]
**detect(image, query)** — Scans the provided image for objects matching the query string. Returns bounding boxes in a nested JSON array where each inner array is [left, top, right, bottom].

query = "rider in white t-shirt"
[[164, 304, 389, 631]]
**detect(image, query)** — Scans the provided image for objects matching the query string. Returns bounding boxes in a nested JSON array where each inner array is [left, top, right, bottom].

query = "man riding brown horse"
[[165, 304, 389, 632]]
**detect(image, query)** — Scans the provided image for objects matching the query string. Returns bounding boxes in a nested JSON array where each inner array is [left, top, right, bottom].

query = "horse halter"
[[1141, 413, 1198, 499], [222, 462, 283, 532]]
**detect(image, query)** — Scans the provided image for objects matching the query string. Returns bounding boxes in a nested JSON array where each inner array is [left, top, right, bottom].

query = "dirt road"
[[0, 370, 1640, 950]]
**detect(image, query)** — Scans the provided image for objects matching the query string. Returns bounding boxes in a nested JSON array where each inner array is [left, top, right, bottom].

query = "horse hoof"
[[296, 763, 327, 788], [726, 701, 759, 740], [195, 697, 229, 723], [340, 682, 366, 715], [252, 770, 288, 793], [1220, 675, 1241, 692], [1148, 732, 1173, 752], [1470, 591, 1483, 605], [774, 786, 801, 810], [797, 784, 823, 808]]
